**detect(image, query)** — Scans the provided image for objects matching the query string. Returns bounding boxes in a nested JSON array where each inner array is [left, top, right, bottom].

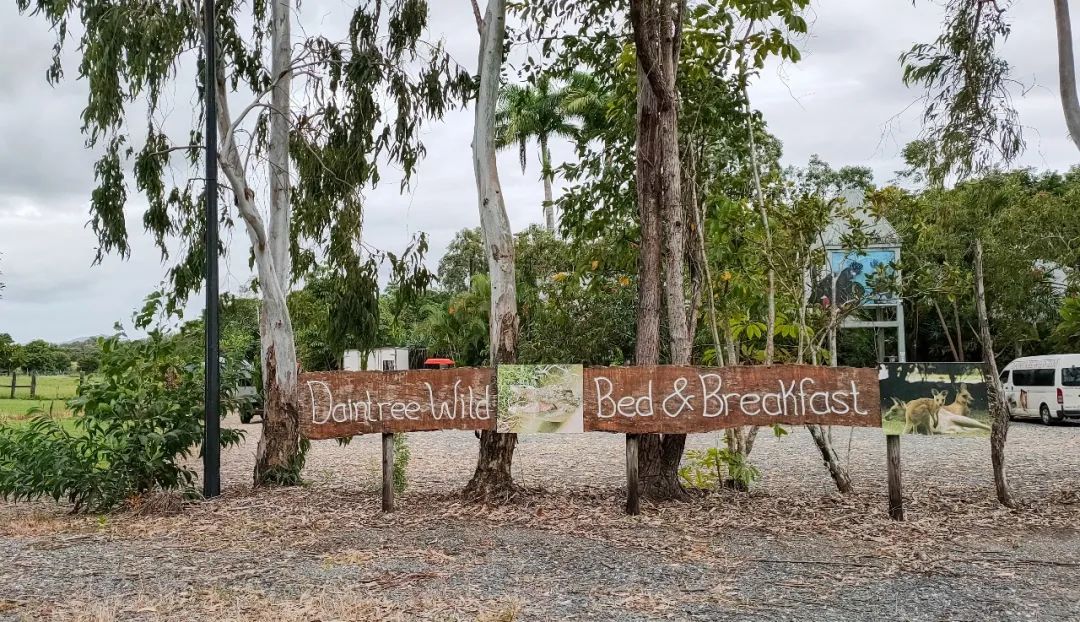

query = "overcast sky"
[[0, 0, 1073, 343]]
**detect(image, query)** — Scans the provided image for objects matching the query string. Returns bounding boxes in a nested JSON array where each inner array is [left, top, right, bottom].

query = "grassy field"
[[0, 374, 79, 424], [5, 374, 80, 400]]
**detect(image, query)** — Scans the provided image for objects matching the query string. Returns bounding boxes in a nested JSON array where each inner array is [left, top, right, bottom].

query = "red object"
[[423, 357, 456, 368], [1058, 388, 1064, 404]]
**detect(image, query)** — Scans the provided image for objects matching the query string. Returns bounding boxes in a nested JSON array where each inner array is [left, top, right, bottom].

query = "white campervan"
[[1000, 355, 1080, 424]]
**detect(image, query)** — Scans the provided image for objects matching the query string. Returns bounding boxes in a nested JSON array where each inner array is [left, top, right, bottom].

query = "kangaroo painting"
[[898, 390, 946, 435], [879, 363, 992, 437], [936, 384, 992, 434]]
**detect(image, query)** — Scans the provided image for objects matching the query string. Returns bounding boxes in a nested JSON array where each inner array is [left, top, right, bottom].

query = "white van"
[[1000, 354, 1080, 424]]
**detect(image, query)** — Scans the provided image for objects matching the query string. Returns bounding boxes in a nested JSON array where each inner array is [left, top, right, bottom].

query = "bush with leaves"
[[0, 332, 247, 512], [679, 446, 762, 492]]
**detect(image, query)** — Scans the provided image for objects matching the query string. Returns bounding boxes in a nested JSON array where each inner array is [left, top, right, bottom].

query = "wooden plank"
[[584, 365, 881, 433], [382, 433, 395, 513], [298, 369, 496, 440], [625, 434, 640, 515], [886, 434, 904, 521]]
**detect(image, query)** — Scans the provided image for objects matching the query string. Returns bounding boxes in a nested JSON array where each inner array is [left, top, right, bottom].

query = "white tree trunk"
[[1054, 0, 1080, 153], [207, 5, 301, 485], [465, 0, 519, 500], [473, 0, 517, 364], [540, 134, 555, 232], [268, 0, 292, 292]]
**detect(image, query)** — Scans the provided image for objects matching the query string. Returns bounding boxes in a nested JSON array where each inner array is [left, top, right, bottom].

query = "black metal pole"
[[203, 0, 221, 499]]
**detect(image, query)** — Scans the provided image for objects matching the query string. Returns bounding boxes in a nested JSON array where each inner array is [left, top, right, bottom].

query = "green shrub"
[[393, 433, 410, 493], [679, 446, 761, 492], [0, 332, 247, 512]]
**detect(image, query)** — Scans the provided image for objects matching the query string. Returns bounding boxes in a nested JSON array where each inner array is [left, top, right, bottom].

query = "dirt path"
[[2, 420, 1079, 621]]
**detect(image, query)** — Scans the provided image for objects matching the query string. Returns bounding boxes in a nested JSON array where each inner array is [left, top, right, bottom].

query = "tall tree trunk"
[[1054, 0, 1080, 152], [634, 69, 661, 368], [631, 0, 690, 502], [465, 0, 519, 501], [204, 3, 301, 486], [974, 239, 1016, 508], [632, 36, 667, 501], [540, 134, 555, 232]]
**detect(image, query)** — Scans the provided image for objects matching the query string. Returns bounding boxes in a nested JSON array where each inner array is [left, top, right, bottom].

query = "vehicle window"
[[1032, 369, 1055, 386], [1013, 370, 1033, 386], [1063, 367, 1080, 387], [999, 370, 1010, 383]]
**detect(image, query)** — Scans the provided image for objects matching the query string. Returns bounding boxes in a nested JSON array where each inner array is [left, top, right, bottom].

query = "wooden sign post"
[[382, 433, 395, 512], [886, 434, 903, 520], [625, 434, 640, 515]]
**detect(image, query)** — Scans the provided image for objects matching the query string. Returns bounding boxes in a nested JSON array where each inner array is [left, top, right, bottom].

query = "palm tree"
[[560, 72, 611, 139], [495, 76, 577, 231]]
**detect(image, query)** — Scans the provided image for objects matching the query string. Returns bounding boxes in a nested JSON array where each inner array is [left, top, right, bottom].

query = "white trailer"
[[342, 347, 410, 372]]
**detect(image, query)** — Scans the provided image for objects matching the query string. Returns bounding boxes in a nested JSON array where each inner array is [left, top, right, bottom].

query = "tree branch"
[[470, 0, 484, 34], [629, 0, 666, 102], [147, 145, 206, 158], [213, 49, 268, 251]]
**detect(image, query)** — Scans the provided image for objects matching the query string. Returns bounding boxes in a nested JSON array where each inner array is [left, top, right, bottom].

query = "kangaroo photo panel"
[[496, 365, 585, 433], [879, 362, 991, 437]]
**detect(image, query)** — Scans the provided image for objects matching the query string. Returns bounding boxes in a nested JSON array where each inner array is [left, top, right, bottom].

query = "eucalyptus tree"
[[16, 0, 470, 485], [496, 77, 577, 230], [467, 0, 521, 500], [903, 0, 1080, 182]]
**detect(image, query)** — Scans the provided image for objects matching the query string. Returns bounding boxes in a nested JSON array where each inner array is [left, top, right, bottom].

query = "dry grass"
[[23, 589, 524, 622], [0, 506, 97, 538]]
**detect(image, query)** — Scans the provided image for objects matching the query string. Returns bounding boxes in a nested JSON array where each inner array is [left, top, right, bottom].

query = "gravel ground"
[[2, 418, 1079, 621]]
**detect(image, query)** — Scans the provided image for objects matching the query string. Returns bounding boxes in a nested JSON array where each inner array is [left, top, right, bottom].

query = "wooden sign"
[[298, 365, 881, 440], [584, 365, 881, 433], [298, 369, 496, 440]]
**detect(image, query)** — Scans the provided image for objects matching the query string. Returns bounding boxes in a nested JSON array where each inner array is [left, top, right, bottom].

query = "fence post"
[[625, 434, 640, 515], [886, 434, 904, 521], [382, 432, 395, 512], [9, 372, 15, 399], [29, 373, 37, 399]]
